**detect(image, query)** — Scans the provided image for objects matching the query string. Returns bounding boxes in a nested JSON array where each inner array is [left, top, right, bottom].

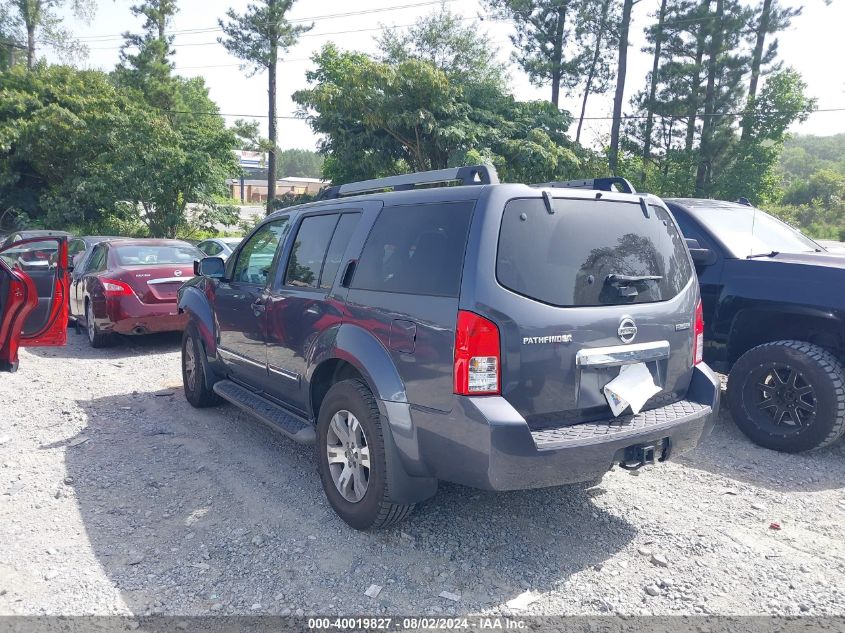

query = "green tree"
[[12, 0, 95, 68], [0, 64, 238, 237], [116, 0, 179, 110], [293, 44, 579, 186], [277, 149, 323, 178], [487, 0, 593, 108], [110, 78, 240, 237], [0, 0, 24, 70], [218, 0, 312, 211]]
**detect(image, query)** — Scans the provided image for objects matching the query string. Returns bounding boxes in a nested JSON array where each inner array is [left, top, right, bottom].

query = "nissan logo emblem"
[[174, 270, 183, 277], [618, 316, 637, 344]]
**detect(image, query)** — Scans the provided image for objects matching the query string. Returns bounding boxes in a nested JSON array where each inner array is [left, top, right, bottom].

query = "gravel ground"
[[2, 331, 844, 617]]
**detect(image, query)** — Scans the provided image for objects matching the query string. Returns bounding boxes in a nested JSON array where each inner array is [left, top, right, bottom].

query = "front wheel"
[[727, 340, 845, 452], [316, 380, 414, 530], [182, 326, 222, 408]]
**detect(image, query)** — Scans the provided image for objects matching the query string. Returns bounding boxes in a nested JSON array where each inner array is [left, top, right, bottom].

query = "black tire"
[[85, 300, 113, 348], [182, 326, 222, 408], [727, 340, 845, 452], [316, 379, 414, 530]]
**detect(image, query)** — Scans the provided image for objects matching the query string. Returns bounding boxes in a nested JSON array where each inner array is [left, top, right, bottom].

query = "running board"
[[213, 380, 316, 445]]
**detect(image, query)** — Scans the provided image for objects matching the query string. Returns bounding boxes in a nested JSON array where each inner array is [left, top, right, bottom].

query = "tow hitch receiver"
[[620, 439, 669, 470]]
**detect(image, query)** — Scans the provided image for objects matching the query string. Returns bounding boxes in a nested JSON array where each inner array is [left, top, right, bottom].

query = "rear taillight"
[[101, 279, 134, 296], [454, 310, 500, 395], [694, 299, 704, 365]]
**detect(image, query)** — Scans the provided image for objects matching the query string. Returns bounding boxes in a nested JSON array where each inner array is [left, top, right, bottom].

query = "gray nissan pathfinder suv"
[[178, 166, 720, 530]]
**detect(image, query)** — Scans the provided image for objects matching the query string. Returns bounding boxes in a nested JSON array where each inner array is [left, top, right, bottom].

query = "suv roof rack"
[[532, 177, 636, 194], [316, 165, 499, 200]]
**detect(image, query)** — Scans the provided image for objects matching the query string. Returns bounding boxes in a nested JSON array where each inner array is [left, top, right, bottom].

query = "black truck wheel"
[[316, 379, 414, 530], [727, 340, 845, 452]]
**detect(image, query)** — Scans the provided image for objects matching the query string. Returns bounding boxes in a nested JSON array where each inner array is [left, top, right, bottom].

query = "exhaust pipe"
[[132, 325, 149, 336]]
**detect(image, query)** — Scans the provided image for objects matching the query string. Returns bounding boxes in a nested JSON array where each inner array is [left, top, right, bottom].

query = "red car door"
[[0, 236, 69, 372]]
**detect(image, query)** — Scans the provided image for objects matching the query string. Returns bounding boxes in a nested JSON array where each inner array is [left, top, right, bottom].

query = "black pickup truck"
[[666, 198, 845, 453]]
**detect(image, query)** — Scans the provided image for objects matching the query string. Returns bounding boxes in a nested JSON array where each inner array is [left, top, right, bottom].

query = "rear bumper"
[[405, 363, 720, 491], [103, 295, 187, 335]]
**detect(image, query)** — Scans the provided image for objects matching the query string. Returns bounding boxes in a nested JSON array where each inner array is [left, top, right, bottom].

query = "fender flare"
[[178, 283, 218, 357], [306, 323, 407, 406]]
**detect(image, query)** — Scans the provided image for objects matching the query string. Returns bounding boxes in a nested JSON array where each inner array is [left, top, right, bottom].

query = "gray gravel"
[[2, 331, 844, 616]]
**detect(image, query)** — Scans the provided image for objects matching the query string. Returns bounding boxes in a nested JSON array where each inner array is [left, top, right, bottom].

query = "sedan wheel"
[[85, 301, 112, 348]]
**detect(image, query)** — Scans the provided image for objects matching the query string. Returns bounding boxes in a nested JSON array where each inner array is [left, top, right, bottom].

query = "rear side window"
[[497, 198, 693, 307], [320, 213, 360, 289], [284, 214, 338, 288], [352, 201, 474, 297]]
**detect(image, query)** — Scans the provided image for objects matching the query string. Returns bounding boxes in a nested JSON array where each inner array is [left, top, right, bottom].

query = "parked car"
[[196, 237, 243, 260], [178, 166, 720, 530], [0, 236, 69, 371], [70, 239, 202, 347], [667, 198, 845, 452], [1, 230, 73, 272], [68, 236, 121, 269]]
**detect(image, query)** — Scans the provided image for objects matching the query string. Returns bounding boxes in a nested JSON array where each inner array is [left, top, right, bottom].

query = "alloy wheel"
[[744, 363, 816, 434], [86, 303, 96, 344], [325, 409, 370, 503], [184, 336, 197, 393]]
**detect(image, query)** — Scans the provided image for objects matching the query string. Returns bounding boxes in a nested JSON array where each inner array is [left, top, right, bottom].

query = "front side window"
[[351, 201, 474, 297], [284, 214, 338, 288], [232, 218, 290, 284], [497, 198, 693, 307]]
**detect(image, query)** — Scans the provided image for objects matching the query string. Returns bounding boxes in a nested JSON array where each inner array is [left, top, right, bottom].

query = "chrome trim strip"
[[218, 347, 265, 370], [147, 276, 192, 285], [576, 341, 670, 367], [269, 364, 299, 382]]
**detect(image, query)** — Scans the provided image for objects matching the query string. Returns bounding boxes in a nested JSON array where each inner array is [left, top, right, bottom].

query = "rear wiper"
[[746, 251, 779, 259], [605, 274, 663, 285]]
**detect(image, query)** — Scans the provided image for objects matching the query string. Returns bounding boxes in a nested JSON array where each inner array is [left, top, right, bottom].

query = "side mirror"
[[685, 238, 716, 266], [196, 256, 226, 279]]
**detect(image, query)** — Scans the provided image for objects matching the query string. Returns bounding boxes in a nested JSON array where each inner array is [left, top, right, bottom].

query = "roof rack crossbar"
[[317, 165, 498, 200], [532, 177, 636, 194]]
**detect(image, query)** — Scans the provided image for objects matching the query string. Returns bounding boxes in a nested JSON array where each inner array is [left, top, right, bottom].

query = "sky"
[[51, 0, 845, 152]]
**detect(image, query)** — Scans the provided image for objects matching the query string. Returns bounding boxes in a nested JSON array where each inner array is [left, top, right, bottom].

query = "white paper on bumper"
[[602, 362, 661, 416]]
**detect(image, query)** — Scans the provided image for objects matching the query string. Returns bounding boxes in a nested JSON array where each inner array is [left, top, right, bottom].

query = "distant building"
[[227, 177, 328, 203]]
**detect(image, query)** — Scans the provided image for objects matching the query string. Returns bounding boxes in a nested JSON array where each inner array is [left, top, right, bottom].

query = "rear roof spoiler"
[[531, 177, 636, 194], [316, 165, 499, 200]]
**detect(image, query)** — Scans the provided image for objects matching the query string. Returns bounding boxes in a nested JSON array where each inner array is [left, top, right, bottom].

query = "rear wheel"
[[85, 300, 113, 348], [727, 340, 845, 452], [182, 326, 222, 408], [316, 380, 414, 530]]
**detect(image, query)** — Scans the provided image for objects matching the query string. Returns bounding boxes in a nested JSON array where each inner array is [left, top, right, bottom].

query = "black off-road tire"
[[182, 325, 222, 408], [316, 379, 414, 530], [85, 299, 113, 348], [727, 340, 845, 452]]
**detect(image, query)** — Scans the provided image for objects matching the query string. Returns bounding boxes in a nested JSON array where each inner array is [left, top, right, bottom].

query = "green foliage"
[[218, 0, 312, 73], [294, 16, 581, 187], [486, 0, 597, 105], [277, 149, 323, 179], [0, 64, 238, 237], [114, 0, 179, 110]]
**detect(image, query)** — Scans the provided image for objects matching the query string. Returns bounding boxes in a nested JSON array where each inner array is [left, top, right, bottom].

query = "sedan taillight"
[[101, 279, 134, 296]]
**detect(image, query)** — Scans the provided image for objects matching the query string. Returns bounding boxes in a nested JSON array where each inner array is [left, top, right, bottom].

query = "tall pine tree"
[[219, 0, 312, 211]]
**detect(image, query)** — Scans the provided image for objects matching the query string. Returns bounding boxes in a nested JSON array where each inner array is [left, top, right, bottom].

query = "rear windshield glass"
[[497, 198, 693, 307], [352, 201, 474, 297], [113, 245, 201, 266]]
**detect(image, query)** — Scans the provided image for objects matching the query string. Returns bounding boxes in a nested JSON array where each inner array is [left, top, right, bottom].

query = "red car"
[[0, 236, 69, 371], [69, 239, 202, 347]]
